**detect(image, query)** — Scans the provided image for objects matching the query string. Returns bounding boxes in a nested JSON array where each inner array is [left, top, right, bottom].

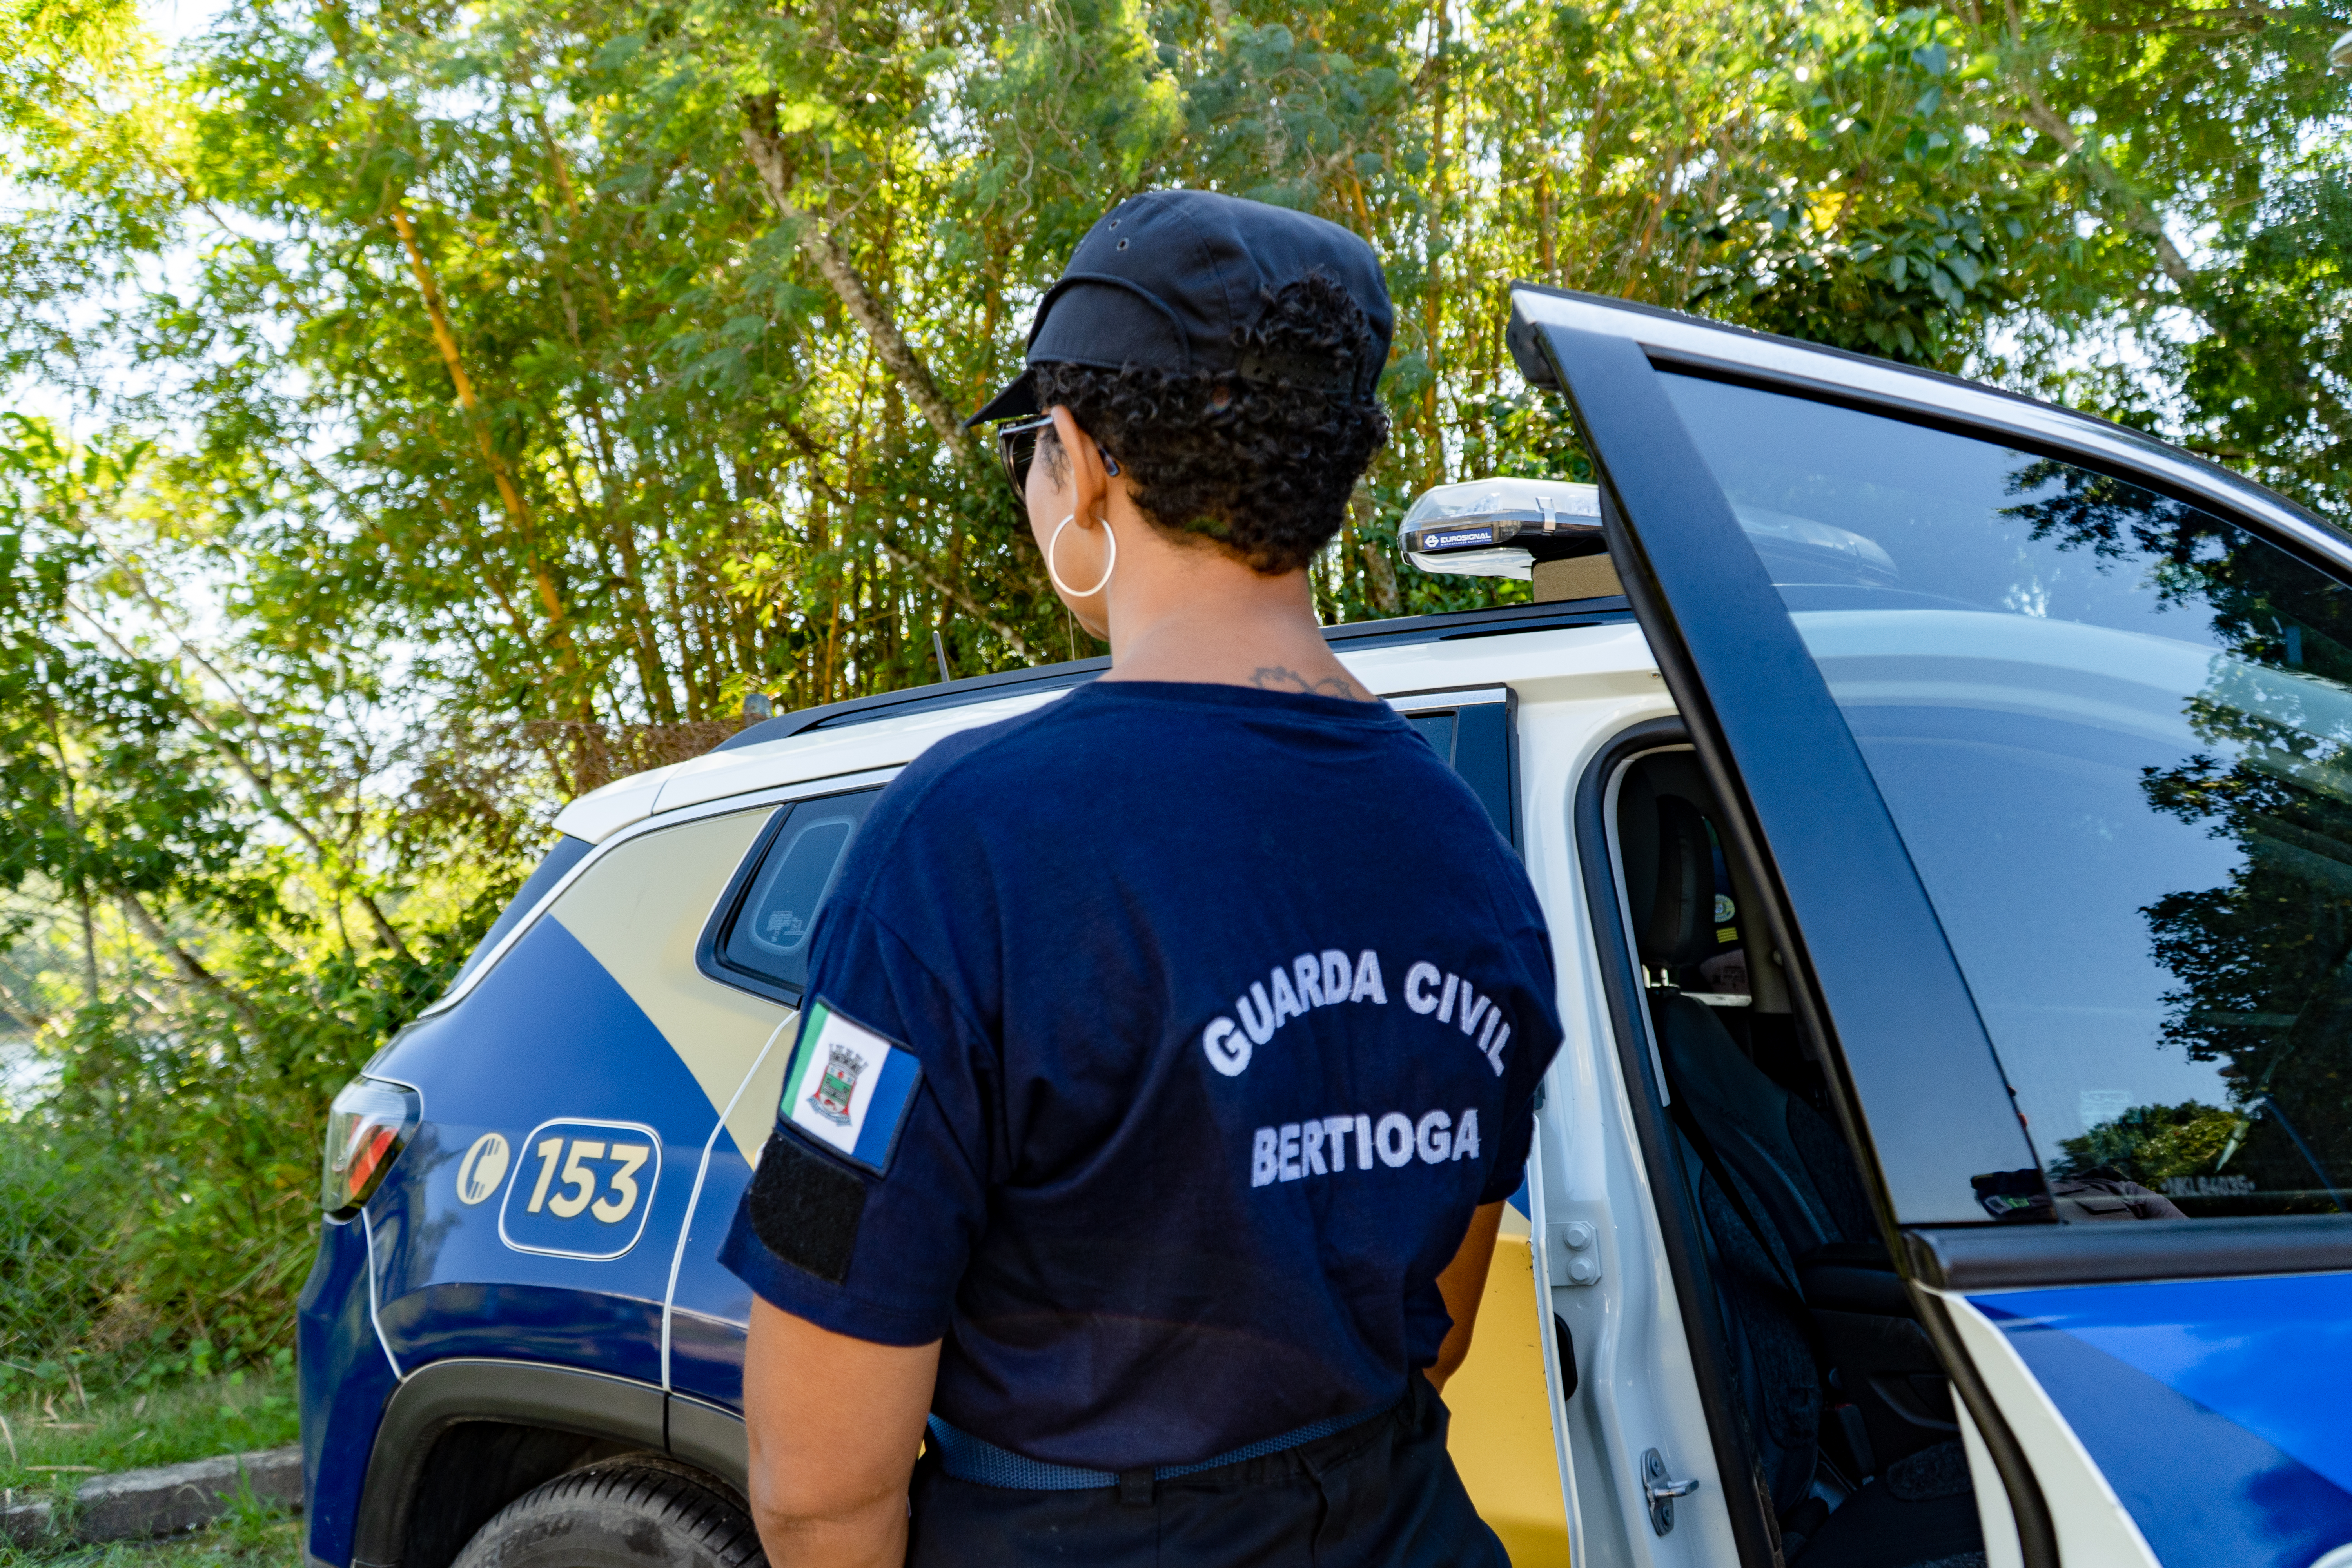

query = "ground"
[[0, 1373, 298, 1504]]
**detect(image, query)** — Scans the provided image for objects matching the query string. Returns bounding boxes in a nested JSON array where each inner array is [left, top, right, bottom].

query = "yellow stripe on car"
[[549, 808, 790, 1161], [1448, 1221, 1572, 1566]]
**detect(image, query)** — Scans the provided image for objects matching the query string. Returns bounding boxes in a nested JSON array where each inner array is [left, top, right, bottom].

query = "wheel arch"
[[349, 1360, 747, 1568]]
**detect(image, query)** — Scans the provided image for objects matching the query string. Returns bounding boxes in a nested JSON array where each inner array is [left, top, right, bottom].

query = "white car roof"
[[553, 617, 1657, 843]]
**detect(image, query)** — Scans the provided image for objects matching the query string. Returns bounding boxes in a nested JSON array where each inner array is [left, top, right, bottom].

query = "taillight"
[[322, 1077, 420, 1217]]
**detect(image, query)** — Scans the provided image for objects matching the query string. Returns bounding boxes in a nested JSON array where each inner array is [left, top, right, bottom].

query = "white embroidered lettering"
[[1301, 1119, 1328, 1175], [1321, 950, 1352, 1005], [1475, 1007, 1500, 1063], [1237, 983, 1276, 1045], [1404, 962, 1442, 1014], [1252, 1128, 1279, 1187], [1452, 1108, 1481, 1160], [1437, 973, 1460, 1024], [1270, 967, 1304, 1026], [1202, 1017, 1250, 1077], [1457, 991, 1492, 1037], [1352, 951, 1388, 1005], [1485, 1022, 1510, 1077], [1376, 1113, 1415, 1167], [1324, 1115, 1355, 1171], [1356, 1114, 1374, 1168], [1279, 1123, 1303, 1181], [1417, 1110, 1453, 1164], [1293, 955, 1324, 1009]]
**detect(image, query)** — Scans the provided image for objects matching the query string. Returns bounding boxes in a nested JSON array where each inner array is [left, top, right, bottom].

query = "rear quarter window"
[[699, 790, 883, 1005]]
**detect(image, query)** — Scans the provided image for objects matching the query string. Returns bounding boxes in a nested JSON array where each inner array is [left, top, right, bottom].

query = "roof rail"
[[712, 596, 1632, 754]]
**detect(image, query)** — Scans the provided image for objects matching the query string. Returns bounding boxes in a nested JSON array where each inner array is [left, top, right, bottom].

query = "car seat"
[[1622, 779, 1989, 1568]]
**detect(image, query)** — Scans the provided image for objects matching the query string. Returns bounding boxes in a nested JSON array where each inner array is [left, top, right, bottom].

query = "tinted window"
[[1396, 699, 1519, 848], [451, 834, 593, 990], [1406, 710, 1458, 760], [708, 791, 881, 1002], [1665, 372, 2352, 1220]]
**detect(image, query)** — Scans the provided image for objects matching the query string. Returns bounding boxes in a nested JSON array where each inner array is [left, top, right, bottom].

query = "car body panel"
[[367, 916, 704, 1379], [298, 1216, 398, 1567], [1972, 1275, 2352, 1568], [1530, 722, 1744, 1567]]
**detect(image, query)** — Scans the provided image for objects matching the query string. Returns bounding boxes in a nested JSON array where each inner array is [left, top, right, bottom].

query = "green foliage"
[[2054, 1100, 2242, 1187], [2172, 151, 2352, 527], [1680, 8, 2031, 363]]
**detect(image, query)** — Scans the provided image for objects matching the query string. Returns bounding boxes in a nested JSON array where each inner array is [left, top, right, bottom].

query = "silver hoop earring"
[[1047, 512, 1116, 598]]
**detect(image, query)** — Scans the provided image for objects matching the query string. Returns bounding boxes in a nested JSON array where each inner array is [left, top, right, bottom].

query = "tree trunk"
[[738, 97, 989, 477]]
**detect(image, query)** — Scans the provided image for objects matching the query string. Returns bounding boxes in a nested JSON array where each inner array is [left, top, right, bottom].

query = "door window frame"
[[419, 768, 903, 1020], [1577, 720, 2066, 1567], [1529, 309, 2036, 1230], [1575, 719, 1787, 1568]]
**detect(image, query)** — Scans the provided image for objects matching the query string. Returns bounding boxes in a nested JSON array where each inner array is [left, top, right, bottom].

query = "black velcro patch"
[[748, 1130, 868, 1286]]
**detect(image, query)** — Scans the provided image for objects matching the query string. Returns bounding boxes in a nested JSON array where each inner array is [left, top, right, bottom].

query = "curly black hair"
[[1033, 270, 1390, 576]]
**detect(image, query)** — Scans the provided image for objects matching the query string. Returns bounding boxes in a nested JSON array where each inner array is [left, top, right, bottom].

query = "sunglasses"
[[995, 414, 1118, 495]]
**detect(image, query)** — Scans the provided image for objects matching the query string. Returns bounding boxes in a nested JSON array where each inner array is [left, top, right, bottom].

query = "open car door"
[[1512, 286, 2352, 1568]]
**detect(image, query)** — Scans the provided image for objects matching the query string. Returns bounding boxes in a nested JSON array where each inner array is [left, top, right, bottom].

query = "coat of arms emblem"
[[808, 1042, 865, 1125]]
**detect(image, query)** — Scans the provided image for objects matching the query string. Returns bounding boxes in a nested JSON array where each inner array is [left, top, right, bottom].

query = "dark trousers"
[[905, 1376, 1510, 1568]]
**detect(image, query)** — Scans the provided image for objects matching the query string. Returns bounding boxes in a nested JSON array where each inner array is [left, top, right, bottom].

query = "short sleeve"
[[1475, 920, 1562, 1206], [1478, 1103, 1537, 1206], [718, 897, 997, 1347]]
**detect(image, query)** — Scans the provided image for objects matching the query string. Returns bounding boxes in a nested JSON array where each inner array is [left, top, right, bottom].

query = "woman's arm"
[[1426, 1200, 1507, 1392], [742, 1296, 941, 1568]]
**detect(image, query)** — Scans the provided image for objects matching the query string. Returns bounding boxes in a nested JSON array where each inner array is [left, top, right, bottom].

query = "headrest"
[[1638, 795, 1715, 968]]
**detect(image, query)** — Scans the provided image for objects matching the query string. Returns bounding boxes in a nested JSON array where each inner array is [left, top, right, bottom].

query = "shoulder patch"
[[747, 1130, 866, 1285], [779, 998, 922, 1175]]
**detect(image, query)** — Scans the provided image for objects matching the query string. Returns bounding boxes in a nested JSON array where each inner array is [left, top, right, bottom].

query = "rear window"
[[701, 790, 882, 1004]]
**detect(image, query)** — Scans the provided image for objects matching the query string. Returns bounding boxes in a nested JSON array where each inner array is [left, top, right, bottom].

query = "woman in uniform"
[[721, 189, 1562, 1568]]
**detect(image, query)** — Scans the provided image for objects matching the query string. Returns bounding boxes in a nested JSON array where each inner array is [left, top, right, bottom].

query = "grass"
[[0, 1372, 297, 1501], [0, 1513, 303, 1568]]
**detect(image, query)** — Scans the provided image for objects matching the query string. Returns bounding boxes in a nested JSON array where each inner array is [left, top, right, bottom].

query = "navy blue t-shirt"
[[720, 680, 1561, 1470]]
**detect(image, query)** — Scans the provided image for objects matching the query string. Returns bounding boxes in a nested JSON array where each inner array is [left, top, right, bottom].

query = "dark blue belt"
[[925, 1399, 1396, 1492]]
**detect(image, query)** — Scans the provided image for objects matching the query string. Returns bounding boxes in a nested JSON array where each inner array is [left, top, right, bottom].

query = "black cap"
[[967, 189, 1394, 426]]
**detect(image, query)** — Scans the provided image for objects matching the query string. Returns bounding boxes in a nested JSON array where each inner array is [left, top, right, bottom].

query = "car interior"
[[1613, 750, 1990, 1568]]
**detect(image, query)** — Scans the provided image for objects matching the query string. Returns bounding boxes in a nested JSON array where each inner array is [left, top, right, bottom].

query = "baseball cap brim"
[[965, 368, 1039, 427]]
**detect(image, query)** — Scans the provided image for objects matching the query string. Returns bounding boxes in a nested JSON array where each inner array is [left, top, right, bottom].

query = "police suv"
[[301, 287, 2352, 1568]]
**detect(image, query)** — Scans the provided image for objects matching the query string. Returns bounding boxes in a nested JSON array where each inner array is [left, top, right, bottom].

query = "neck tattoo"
[[1250, 665, 1364, 700]]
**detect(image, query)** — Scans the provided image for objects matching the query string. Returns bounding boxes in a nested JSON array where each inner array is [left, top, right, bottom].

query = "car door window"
[[700, 789, 882, 1005], [1663, 372, 2352, 1221], [1390, 688, 1520, 848]]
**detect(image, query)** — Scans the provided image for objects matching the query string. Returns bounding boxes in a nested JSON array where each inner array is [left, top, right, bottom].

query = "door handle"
[[1641, 1447, 1699, 1535]]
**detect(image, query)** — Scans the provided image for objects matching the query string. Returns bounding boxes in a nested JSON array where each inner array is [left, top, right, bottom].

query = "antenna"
[[931, 629, 952, 684]]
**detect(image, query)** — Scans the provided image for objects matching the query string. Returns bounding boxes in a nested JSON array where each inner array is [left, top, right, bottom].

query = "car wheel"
[[451, 1455, 766, 1568]]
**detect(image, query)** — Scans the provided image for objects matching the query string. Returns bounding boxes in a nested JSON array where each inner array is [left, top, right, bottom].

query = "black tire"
[[451, 1455, 767, 1568]]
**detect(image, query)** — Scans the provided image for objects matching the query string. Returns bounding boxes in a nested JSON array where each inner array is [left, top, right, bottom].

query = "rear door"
[[1512, 285, 2352, 1568]]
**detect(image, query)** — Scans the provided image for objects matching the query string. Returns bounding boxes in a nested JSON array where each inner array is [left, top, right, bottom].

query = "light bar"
[[1398, 478, 1606, 581]]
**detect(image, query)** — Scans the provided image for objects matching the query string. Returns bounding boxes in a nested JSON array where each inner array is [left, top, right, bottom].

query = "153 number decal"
[[497, 1118, 662, 1260]]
